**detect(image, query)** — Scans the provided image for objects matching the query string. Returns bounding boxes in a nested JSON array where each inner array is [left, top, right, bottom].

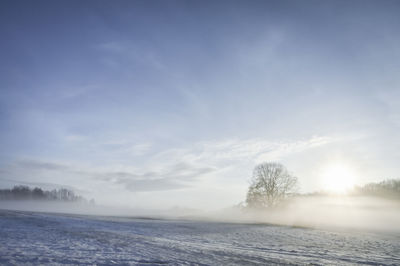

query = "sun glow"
[[321, 163, 357, 194]]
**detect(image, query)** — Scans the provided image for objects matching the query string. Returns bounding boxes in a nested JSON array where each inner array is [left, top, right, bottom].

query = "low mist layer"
[[1, 196, 399, 234], [207, 196, 400, 233]]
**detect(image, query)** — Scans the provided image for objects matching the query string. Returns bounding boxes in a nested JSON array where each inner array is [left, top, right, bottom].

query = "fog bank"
[[1, 196, 400, 233], [205, 196, 400, 233]]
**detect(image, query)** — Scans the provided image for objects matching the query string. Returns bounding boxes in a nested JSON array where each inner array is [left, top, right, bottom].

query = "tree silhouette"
[[246, 162, 298, 208]]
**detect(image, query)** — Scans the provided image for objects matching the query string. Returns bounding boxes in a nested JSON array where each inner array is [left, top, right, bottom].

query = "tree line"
[[351, 179, 400, 200], [0, 185, 88, 202]]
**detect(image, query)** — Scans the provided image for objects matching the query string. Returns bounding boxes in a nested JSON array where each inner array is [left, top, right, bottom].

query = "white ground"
[[0, 209, 399, 265]]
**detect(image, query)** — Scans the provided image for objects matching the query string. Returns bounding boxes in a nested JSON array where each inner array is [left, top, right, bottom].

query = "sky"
[[0, 0, 400, 210]]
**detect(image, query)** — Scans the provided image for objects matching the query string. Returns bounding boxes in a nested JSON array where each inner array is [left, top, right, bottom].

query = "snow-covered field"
[[0, 209, 399, 265]]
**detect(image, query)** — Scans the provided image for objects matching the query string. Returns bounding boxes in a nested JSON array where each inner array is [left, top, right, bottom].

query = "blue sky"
[[1, 1, 400, 209]]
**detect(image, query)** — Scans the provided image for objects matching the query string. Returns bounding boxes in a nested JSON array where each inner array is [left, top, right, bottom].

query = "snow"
[[0, 209, 399, 265]]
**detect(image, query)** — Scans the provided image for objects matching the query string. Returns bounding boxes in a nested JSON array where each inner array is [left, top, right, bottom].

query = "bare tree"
[[246, 162, 298, 208]]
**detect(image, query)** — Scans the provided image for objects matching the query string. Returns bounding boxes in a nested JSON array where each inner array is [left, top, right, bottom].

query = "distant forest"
[[306, 179, 400, 200], [0, 185, 90, 202], [351, 179, 400, 200]]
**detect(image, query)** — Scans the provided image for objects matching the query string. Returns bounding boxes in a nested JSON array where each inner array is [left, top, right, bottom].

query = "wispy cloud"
[[376, 89, 400, 128], [10, 159, 71, 172], [59, 85, 99, 100], [97, 162, 216, 192], [153, 136, 338, 168], [96, 41, 166, 71]]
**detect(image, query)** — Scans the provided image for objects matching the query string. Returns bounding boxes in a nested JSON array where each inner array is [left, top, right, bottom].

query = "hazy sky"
[[1, 0, 399, 209]]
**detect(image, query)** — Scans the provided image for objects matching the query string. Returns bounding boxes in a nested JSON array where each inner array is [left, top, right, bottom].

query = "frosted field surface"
[[0, 210, 399, 265]]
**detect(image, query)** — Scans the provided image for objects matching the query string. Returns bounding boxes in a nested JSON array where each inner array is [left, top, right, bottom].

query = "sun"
[[321, 163, 356, 194]]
